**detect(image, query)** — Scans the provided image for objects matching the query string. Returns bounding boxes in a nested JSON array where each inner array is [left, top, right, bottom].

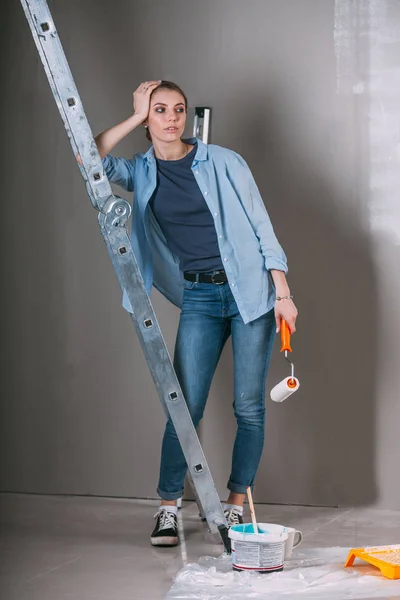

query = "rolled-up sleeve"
[[102, 155, 135, 192], [229, 152, 288, 273]]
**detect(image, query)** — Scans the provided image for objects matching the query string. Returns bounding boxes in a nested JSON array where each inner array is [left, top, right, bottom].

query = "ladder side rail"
[[99, 200, 226, 534], [20, 0, 111, 211]]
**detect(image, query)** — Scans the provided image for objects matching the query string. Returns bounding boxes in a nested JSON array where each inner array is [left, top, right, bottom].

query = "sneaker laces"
[[153, 509, 176, 531], [225, 508, 242, 526]]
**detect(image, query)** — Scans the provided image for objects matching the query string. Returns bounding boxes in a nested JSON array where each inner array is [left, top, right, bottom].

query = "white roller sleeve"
[[270, 377, 300, 402]]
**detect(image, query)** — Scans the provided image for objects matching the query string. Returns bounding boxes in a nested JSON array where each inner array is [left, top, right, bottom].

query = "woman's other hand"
[[133, 81, 160, 121], [275, 298, 298, 334]]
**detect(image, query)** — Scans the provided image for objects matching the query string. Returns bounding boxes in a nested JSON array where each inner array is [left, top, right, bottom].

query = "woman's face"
[[146, 88, 187, 144]]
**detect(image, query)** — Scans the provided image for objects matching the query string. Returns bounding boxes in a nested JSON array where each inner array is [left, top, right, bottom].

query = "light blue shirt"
[[102, 138, 287, 324]]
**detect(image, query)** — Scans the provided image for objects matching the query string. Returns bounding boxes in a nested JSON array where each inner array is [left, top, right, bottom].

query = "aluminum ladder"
[[19, 0, 230, 552]]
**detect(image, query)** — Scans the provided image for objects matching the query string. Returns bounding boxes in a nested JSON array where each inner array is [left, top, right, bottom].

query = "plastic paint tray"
[[345, 545, 400, 579]]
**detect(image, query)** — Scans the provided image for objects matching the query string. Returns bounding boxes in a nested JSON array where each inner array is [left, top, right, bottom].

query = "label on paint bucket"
[[232, 540, 285, 571], [229, 523, 288, 572]]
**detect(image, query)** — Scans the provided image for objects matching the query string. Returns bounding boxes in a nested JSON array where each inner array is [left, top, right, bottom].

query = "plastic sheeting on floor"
[[165, 547, 400, 599]]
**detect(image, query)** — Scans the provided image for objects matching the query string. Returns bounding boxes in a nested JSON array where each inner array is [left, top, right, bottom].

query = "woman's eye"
[[155, 107, 185, 114]]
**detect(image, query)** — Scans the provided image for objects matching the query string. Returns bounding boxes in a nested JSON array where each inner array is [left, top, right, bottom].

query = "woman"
[[95, 80, 298, 547]]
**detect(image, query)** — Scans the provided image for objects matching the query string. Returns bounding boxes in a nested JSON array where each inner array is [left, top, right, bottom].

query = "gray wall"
[[1, 0, 399, 508]]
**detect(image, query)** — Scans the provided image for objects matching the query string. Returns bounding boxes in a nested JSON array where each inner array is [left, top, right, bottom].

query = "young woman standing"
[[95, 80, 298, 546]]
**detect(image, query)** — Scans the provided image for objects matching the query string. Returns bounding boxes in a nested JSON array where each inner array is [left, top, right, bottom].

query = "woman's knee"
[[233, 396, 265, 426]]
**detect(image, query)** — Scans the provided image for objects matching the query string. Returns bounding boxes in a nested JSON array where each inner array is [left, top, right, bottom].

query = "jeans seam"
[[199, 322, 229, 398], [215, 321, 230, 370], [217, 283, 226, 316]]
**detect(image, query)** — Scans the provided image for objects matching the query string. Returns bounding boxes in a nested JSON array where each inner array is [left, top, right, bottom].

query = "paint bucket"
[[228, 523, 288, 573]]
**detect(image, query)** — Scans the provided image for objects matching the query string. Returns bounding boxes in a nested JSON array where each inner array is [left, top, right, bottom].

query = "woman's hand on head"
[[274, 298, 298, 334], [133, 81, 160, 122]]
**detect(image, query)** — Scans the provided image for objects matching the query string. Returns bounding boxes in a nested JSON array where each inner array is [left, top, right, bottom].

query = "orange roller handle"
[[280, 319, 292, 353]]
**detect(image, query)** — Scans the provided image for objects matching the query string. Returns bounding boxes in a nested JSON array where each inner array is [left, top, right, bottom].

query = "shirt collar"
[[144, 137, 208, 163]]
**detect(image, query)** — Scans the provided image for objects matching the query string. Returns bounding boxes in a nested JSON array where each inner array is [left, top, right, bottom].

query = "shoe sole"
[[150, 536, 179, 547]]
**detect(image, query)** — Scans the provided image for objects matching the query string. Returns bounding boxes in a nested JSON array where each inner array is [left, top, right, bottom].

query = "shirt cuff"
[[102, 155, 111, 169], [265, 257, 288, 274]]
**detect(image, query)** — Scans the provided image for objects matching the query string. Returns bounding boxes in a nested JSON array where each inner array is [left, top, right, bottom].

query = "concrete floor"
[[1, 493, 400, 599]]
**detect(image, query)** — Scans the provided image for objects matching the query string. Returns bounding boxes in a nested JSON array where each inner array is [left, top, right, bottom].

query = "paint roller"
[[270, 319, 300, 402]]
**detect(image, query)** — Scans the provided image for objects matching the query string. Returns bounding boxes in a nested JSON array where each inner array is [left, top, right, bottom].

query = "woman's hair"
[[145, 80, 188, 142]]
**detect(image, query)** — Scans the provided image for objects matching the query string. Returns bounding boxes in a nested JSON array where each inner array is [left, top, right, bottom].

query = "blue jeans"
[[157, 278, 276, 500]]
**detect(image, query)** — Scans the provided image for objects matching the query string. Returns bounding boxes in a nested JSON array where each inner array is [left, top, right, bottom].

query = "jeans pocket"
[[183, 279, 196, 290]]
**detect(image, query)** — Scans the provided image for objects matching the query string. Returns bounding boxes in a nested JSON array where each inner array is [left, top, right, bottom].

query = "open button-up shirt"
[[102, 138, 287, 324]]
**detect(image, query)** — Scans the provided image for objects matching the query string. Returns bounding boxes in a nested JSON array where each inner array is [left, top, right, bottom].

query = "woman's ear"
[[143, 120, 148, 128]]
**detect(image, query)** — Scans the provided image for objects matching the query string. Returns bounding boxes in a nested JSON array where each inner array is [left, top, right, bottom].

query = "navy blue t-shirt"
[[150, 144, 223, 273]]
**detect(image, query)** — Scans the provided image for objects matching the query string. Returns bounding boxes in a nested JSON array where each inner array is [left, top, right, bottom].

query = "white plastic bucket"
[[228, 523, 288, 573]]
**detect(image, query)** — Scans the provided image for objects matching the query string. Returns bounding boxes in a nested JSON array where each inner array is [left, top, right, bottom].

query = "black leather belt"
[[184, 269, 227, 285]]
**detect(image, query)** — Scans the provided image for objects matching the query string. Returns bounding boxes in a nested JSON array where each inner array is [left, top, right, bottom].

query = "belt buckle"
[[211, 271, 225, 285]]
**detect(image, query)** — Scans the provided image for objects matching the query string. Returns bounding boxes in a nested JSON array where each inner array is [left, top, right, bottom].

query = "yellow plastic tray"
[[345, 545, 400, 580]]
